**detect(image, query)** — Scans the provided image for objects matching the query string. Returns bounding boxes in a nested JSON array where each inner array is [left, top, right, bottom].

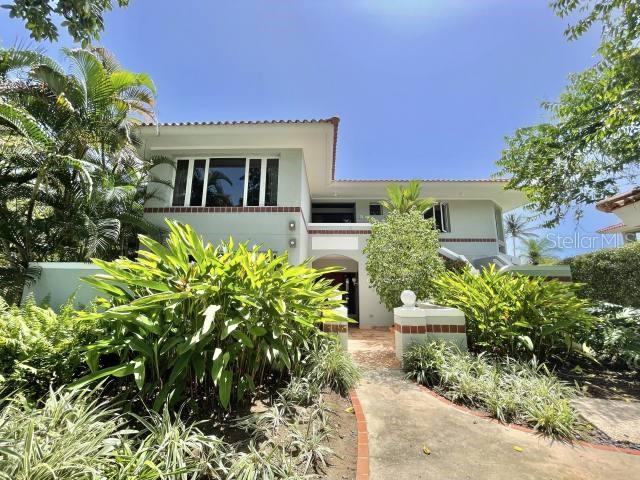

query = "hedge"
[[562, 242, 640, 307]]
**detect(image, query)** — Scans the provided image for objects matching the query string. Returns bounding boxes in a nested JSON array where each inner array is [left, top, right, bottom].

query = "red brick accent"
[[349, 389, 369, 479], [440, 238, 497, 243], [144, 206, 301, 214], [394, 323, 465, 334], [308, 229, 372, 235], [322, 322, 347, 333]]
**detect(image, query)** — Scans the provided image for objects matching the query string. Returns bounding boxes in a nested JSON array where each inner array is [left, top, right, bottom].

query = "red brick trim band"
[[440, 238, 497, 243], [394, 323, 466, 334], [308, 229, 372, 235], [349, 389, 369, 479], [323, 322, 347, 333], [415, 383, 640, 457], [144, 206, 301, 213]]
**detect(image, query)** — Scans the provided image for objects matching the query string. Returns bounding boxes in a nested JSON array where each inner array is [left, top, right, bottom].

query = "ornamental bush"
[[363, 209, 444, 310], [433, 265, 595, 360], [0, 296, 96, 398], [74, 220, 344, 410], [562, 242, 640, 308], [403, 342, 582, 439]]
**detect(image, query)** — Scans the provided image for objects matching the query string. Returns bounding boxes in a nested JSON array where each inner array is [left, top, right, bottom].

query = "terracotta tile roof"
[[139, 117, 339, 127], [597, 222, 626, 233], [139, 116, 506, 183], [596, 187, 640, 212]]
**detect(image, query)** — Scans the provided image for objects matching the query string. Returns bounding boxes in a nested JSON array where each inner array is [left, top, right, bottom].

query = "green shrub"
[[589, 303, 640, 370], [403, 342, 582, 439], [364, 209, 444, 310], [0, 387, 230, 480], [302, 337, 361, 396], [0, 296, 96, 398], [563, 242, 640, 307], [433, 265, 595, 360], [74, 221, 344, 410]]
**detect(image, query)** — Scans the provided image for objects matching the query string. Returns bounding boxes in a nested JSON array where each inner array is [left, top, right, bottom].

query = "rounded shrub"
[[562, 242, 640, 308]]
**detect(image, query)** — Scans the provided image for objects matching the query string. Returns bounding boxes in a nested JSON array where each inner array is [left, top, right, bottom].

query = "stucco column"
[[323, 303, 349, 350], [393, 290, 429, 361]]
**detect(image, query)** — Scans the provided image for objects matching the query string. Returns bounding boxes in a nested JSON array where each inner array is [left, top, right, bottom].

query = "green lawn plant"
[[73, 220, 345, 410], [433, 265, 595, 361], [403, 341, 583, 439]]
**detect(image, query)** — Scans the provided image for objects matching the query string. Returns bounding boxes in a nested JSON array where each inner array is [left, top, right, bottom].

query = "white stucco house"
[[137, 117, 525, 328], [596, 187, 640, 244]]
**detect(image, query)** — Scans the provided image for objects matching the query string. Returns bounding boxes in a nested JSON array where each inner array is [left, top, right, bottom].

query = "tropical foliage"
[[589, 303, 640, 370], [433, 266, 595, 360], [364, 208, 443, 310], [0, 387, 231, 480], [4, 0, 131, 45], [522, 237, 558, 265], [497, 0, 640, 225], [562, 242, 640, 308], [379, 180, 434, 214], [0, 296, 96, 398], [73, 221, 345, 410], [403, 341, 583, 439], [0, 47, 167, 302]]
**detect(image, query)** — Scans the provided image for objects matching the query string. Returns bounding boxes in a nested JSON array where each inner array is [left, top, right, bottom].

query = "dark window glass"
[[172, 159, 189, 206], [206, 158, 245, 207], [369, 203, 382, 216], [265, 158, 279, 206], [424, 203, 450, 232], [311, 203, 356, 223], [189, 159, 206, 206], [247, 159, 261, 206]]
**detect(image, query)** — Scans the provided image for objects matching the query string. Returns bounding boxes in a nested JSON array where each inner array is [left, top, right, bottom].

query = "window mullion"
[[242, 159, 250, 207], [259, 158, 267, 206], [185, 159, 194, 206], [200, 158, 210, 207]]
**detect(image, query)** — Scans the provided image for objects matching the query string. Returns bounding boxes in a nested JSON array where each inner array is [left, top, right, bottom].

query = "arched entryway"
[[312, 254, 359, 324]]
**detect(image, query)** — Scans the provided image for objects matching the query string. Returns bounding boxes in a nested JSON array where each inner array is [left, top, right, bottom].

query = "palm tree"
[[380, 180, 434, 214], [503, 213, 538, 256], [0, 47, 162, 300], [522, 238, 557, 265]]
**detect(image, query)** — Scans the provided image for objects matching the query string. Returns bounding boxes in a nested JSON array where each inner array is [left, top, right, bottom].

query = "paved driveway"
[[349, 328, 640, 480]]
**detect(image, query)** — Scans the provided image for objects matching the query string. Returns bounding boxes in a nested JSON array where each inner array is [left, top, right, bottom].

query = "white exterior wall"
[[22, 263, 103, 311], [310, 233, 391, 327]]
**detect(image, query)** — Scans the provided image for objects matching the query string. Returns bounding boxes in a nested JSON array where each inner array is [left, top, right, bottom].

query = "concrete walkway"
[[349, 328, 640, 480]]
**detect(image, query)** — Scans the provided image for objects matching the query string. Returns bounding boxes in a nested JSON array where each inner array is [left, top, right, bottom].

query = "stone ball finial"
[[400, 290, 416, 307]]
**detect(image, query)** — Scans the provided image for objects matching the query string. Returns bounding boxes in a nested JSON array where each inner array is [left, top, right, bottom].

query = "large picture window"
[[172, 157, 279, 207]]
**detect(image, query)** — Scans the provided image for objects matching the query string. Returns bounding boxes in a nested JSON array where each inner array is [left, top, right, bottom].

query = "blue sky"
[[0, 0, 620, 256]]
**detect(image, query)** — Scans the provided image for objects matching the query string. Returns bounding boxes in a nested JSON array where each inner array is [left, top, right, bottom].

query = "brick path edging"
[[349, 389, 369, 479], [415, 382, 640, 457]]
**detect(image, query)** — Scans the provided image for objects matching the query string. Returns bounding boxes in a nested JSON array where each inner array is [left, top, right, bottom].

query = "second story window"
[[172, 157, 279, 207], [369, 203, 382, 216], [424, 202, 451, 233]]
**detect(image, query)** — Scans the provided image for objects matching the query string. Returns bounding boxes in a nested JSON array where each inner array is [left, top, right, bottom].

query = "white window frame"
[[172, 155, 278, 207], [424, 202, 451, 233]]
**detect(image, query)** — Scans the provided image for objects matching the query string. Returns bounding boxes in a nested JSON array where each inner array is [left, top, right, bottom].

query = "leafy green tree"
[[497, 0, 640, 226], [379, 180, 434, 214], [503, 213, 537, 256], [364, 209, 443, 310], [0, 47, 165, 301], [4, 0, 131, 45]]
